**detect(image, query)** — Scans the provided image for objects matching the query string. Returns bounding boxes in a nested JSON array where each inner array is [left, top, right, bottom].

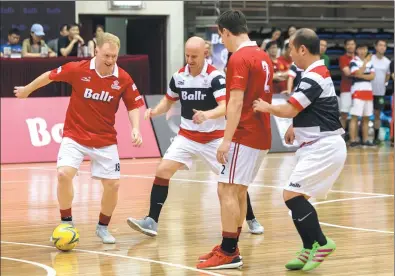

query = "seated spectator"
[[320, 39, 330, 68], [266, 40, 288, 93], [204, 40, 213, 65], [261, 28, 282, 56], [58, 23, 84, 57], [0, 28, 22, 57], [22, 24, 56, 58], [88, 25, 105, 57], [47, 24, 69, 55], [283, 25, 297, 51]]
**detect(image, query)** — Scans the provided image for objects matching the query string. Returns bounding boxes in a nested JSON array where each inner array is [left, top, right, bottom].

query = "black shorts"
[[373, 96, 385, 110]]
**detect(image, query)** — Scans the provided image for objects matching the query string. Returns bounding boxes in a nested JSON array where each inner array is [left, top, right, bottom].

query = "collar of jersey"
[[90, 57, 119, 78], [235, 40, 257, 52], [304, 59, 325, 74], [184, 59, 208, 77]]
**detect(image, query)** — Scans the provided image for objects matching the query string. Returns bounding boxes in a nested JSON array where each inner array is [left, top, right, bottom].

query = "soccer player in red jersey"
[[197, 10, 273, 270], [14, 33, 144, 244]]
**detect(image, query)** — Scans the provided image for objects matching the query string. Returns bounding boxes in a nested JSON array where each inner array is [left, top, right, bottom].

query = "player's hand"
[[364, 54, 372, 63], [284, 125, 295, 145], [192, 109, 207, 124], [131, 128, 143, 147], [13, 86, 30, 99], [252, 98, 271, 113], [216, 140, 231, 164]]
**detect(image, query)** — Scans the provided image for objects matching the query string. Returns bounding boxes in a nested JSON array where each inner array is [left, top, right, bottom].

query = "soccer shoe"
[[285, 248, 311, 270], [197, 249, 243, 270], [198, 245, 242, 262], [96, 225, 116, 244], [302, 237, 336, 271], [247, 218, 264, 234], [126, 217, 158, 237]]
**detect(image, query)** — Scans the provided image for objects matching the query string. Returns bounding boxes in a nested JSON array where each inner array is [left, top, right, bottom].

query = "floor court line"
[[1, 256, 57, 276], [0, 241, 224, 276]]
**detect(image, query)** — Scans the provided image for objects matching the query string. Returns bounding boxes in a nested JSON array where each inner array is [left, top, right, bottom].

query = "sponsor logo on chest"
[[84, 88, 114, 102], [181, 90, 207, 100]]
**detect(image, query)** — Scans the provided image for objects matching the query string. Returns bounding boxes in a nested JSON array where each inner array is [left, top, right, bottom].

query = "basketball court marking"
[[1, 256, 56, 276], [1, 241, 225, 276]]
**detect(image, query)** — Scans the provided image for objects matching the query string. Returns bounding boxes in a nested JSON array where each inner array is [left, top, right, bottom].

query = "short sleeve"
[[48, 61, 79, 84], [288, 73, 323, 111], [122, 77, 145, 111], [349, 61, 359, 75], [288, 64, 297, 78], [228, 55, 249, 91], [211, 74, 226, 102], [165, 77, 179, 101]]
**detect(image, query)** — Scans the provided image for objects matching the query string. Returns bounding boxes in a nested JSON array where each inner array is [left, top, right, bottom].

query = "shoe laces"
[[308, 242, 320, 261]]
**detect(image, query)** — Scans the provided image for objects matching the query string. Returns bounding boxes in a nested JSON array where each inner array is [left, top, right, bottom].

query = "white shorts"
[[350, 98, 373, 117], [218, 142, 268, 186], [339, 92, 352, 113], [57, 137, 121, 179], [285, 135, 347, 199], [163, 135, 222, 174]]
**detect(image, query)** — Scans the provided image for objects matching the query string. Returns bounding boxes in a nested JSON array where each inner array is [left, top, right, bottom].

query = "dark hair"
[[216, 10, 248, 35], [265, 40, 278, 51], [60, 24, 69, 32], [292, 28, 320, 55], [356, 43, 368, 49], [95, 24, 105, 34], [344, 38, 356, 45], [8, 28, 20, 36], [68, 23, 79, 31], [375, 39, 387, 46]]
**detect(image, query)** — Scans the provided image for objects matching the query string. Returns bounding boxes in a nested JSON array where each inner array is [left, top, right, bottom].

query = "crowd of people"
[[0, 23, 104, 58]]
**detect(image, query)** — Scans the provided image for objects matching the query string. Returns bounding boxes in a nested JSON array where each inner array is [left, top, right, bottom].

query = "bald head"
[[290, 28, 320, 55], [185, 36, 206, 74], [185, 36, 206, 50]]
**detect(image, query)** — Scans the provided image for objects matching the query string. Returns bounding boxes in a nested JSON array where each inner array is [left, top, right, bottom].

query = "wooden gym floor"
[[1, 146, 394, 276]]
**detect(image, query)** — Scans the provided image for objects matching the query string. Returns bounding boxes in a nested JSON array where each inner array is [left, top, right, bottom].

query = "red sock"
[[237, 227, 242, 242], [99, 213, 111, 226], [60, 208, 72, 221]]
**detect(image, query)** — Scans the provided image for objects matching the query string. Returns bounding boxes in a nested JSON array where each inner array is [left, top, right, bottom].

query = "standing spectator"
[[266, 41, 288, 93], [320, 40, 330, 68], [338, 39, 356, 136], [47, 24, 69, 55], [348, 44, 375, 147], [371, 40, 391, 145], [0, 28, 22, 57], [22, 24, 56, 58], [88, 25, 105, 57], [58, 23, 84, 57]]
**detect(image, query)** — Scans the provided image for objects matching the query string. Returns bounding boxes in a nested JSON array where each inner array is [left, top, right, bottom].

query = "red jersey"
[[339, 54, 354, 93], [278, 55, 292, 70], [48, 58, 144, 148], [226, 41, 273, 150], [272, 58, 288, 93]]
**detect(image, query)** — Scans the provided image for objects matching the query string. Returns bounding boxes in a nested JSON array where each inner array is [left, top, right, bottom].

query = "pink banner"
[[1, 97, 160, 163]]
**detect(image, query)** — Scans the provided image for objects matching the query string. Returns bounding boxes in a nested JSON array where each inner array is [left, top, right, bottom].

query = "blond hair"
[[96, 32, 120, 49]]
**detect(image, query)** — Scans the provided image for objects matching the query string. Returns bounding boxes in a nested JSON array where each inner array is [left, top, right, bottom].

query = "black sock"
[[147, 177, 169, 223], [285, 195, 327, 249], [221, 231, 238, 254], [374, 128, 379, 140], [246, 192, 256, 220]]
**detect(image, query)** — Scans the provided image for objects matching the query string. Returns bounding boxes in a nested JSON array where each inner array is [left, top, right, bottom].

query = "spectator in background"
[[261, 28, 282, 55], [283, 25, 297, 51], [338, 38, 356, 137], [320, 39, 330, 68], [371, 39, 391, 145], [278, 42, 293, 70], [47, 24, 69, 55], [348, 44, 375, 147], [0, 28, 22, 57], [22, 24, 56, 58], [88, 24, 105, 57], [266, 40, 288, 93], [204, 40, 213, 64], [58, 23, 84, 57]]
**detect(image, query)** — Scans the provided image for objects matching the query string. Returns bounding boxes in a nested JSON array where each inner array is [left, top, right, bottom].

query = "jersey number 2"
[[261, 61, 271, 93], [221, 165, 226, 175]]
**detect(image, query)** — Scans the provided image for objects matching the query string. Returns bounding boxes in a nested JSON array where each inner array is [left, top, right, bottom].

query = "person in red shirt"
[[278, 42, 293, 70], [266, 40, 288, 93], [197, 10, 273, 270], [338, 39, 356, 132], [13, 32, 144, 244]]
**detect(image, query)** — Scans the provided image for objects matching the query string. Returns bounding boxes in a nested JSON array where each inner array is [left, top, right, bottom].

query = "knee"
[[103, 180, 120, 192], [57, 168, 73, 183], [218, 183, 237, 202], [155, 164, 176, 180], [283, 189, 309, 204]]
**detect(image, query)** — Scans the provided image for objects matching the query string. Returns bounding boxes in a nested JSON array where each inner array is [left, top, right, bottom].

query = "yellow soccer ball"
[[52, 224, 80, 251]]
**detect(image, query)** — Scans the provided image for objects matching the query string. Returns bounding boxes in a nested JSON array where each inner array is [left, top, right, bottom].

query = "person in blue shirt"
[[0, 28, 22, 56]]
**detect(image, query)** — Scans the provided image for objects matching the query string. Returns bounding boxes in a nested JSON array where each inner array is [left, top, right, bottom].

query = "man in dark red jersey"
[[14, 32, 144, 244], [197, 10, 273, 270]]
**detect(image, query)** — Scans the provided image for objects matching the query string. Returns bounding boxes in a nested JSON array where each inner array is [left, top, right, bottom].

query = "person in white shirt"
[[371, 40, 391, 145]]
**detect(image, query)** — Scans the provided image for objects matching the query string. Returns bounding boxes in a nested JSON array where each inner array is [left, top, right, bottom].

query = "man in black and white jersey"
[[253, 28, 347, 272], [126, 36, 263, 237]]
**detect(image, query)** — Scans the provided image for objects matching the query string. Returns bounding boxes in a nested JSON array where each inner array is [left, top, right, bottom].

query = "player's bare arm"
[[14, 71, 53, 98], [217, 90, 243, 164], [192, 100, 226, 124], [128, 108, 143, 147], [253, 98, 299, 118], [144, 96, 175, 120], [342, 66, 351, 77]]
